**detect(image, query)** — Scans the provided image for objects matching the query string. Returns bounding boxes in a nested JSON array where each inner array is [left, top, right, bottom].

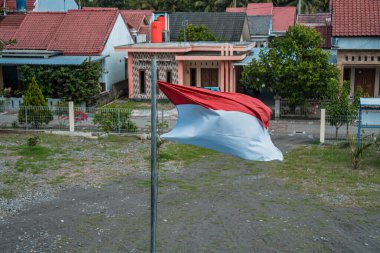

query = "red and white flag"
[[158, 81, 283, 161]]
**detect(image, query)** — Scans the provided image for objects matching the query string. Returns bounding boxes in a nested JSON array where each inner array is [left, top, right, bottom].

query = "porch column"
[[229, 62, 234, 92], [375, 67, 380, 97], [220, 61, 225, 92], [338, 64, 344, 85], [350, 67, 355, 97], [225, 61, 229, 92], [177, 60, 184, 85], [128, 52, 133, 98]]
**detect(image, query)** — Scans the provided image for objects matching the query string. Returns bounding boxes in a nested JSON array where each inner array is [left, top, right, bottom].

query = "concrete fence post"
[[320, 108, 326, 143], [275, 98, 280, 121], [69, 101, 74, 132]]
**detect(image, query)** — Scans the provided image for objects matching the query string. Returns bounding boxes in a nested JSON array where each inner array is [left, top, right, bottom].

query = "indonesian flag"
[[158, 81, 283, 161]]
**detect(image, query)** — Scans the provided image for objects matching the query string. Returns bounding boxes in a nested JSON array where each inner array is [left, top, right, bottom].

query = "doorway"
[[201, 68, 218, 87], [355, 68, 376, 97], [190, 68, 197, 87]]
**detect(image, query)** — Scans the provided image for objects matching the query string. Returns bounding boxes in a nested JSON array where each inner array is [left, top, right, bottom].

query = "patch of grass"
[[0, 189, 16, 199], [49, 175, 67, 185], [159, 143, 217, 166], [271, 144, 380, 207], [0, 172, 25, 184], [162, 178, 199, 192], [104, 100, 173, 110]]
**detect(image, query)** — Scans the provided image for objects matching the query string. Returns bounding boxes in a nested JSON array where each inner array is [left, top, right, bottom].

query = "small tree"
[[178, 24, 218, 42], [326, 81, 367, 139], [241, 25, 339, 104], [18, 77, 53, 127]]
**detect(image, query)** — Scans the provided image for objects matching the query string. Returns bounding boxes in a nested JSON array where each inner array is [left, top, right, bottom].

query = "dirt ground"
[[0, 132, 379, 253]]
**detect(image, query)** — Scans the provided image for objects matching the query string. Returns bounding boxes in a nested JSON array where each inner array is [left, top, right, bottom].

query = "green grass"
[[103, 100, 174, 110], [271, 144, 380, 207], [159, 143, 217, 166], [0, 189, 16, 199], [49, 175, 67, 185]]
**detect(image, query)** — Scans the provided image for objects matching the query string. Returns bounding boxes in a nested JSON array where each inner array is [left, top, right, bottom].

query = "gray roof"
[[169, 12, 246, 42], [248, 16, 271, 36]]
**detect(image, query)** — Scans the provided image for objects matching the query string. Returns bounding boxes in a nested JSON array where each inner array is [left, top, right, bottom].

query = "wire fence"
[[0, 105, 178, 134], [279, 99, 328, 119]]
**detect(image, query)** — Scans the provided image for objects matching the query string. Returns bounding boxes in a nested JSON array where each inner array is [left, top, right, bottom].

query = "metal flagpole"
[[150, 56, 158, 253]]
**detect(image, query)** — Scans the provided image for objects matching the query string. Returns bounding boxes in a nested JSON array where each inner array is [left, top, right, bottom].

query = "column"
[[177, 60, 184, 85], [128, 52, 133, 98], [225, 61, 229, 92], [220, 61, 225, 92], [350, 67, 355, 97], [229, 62, 234, 92], [375, 67, 380, 97]]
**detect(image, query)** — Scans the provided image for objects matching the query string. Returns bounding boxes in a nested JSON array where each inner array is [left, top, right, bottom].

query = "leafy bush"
[[93, 108, 137, 133], [27, 136, 40, 147], [20, 61, 102, 104], [349, 135, 372, 170], [18, 77, 53, 128]]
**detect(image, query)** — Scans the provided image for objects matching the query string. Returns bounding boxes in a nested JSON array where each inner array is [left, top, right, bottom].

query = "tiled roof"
[[120, 10, 147, 31], [315, 25, 332, 48], [226, 7, 247, 13], [272, 7, 296, 32], [332, 0, 380, 36], [8, 12, 65, 50], [297, 13, 331, 26], [0, 13, 26, 41], [48, 8, 119, 55], [247, 16, 271, 36], [169, 12, 246, 42], [120, 9, 153, 21], [0, 0, 35, 12], [246, 3, 273, 16]]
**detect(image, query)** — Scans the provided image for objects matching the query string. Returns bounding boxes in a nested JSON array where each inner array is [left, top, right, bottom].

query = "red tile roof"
[[0, 13, 26, 41], [0, 0, 35, 12], [8, 12, 65, 50], [332, 0, 380, 36], [272, 7, 296, 32], [121, 9, 153, 21], [315, 25, 332, 48], [47, 8, 119, 55], [120, 10, 147, 31], [297, 13, 331, 26], [246, 3, 273, 16], [225, 7, 247, 13]]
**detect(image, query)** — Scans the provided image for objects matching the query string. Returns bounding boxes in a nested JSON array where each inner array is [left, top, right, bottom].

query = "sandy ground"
[[0, 134, 379, 253]]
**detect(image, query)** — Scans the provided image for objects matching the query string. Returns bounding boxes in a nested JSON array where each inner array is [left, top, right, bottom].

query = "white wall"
[[34, 0, 78, 12], [102, 14, 134, 91]]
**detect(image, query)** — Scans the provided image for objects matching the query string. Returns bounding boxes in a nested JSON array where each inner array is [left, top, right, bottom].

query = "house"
[[115, 42, 255, 99], [168, 12, 250, 42], [332, 0, 380, 97], [115, 11, 254, 99], [297, 13, 332, 48], [120, 10, 152, 43], [227, 3, 296, 46], [0, 0, 78, 13], [0, 8, 134, 93]]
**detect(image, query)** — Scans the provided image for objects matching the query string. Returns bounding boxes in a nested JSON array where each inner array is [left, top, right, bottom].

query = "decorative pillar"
[[177, 60, 184, 85], [220, 61, 225, 92], [229, 62, 234, 92], [225, 61, 229, 92], [128, 52, 133, 98]]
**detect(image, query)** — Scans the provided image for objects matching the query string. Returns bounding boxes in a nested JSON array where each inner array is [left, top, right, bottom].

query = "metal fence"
[[279, 99, 328, 119], [0, 105, 178, 134]]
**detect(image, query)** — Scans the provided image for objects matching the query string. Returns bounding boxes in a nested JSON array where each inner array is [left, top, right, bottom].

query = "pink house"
[[115, 42, 255, 99]]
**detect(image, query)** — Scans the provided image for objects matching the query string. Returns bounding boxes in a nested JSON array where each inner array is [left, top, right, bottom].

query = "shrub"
[[27, 136, 40, 147], [93, 108, 137, 133], [18, 77, 53, 128]]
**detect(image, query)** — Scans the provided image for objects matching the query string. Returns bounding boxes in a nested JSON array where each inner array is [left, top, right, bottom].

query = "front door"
[[355, 68, 376, 97], [201, 68, 218, 87]]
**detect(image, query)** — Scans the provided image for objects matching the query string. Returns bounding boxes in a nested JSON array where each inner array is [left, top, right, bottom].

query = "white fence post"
[[320, 108, 326, 143], [275, 98, 280, 121], [69, 101, 75, 132]]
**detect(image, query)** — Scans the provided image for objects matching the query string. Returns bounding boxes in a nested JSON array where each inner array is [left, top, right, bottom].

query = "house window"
[[358, 56, 361, 61], [371, 56, 374, 61], [352, 56, 355, 61], [378, 56, 380, 61], [140, 70, 146, 94], [343, 68, 351, 81], [345, 56, 348, 61], [364, 56, 367, 61], [166, 71, 172, 83]]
